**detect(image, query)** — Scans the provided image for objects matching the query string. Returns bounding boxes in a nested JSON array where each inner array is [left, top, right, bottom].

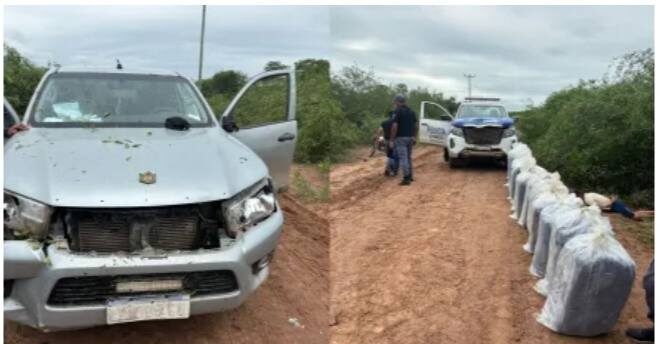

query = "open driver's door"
[[221, 69, 297, 190], [418, 101, 453, 146]]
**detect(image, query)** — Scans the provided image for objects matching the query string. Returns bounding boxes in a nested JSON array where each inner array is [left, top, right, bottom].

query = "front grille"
[[47, 270, 238, 306], [65, 204, 221, 253], [463, 127, 504, 145]]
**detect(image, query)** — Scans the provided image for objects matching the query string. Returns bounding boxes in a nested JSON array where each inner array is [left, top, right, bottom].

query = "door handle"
[[278, 132, 296, 142]]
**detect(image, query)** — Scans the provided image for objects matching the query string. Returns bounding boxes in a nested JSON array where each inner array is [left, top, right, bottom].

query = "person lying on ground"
[[582, 192, 654, 221]]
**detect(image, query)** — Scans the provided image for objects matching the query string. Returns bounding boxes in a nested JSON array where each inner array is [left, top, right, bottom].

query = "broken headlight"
[[4, 192, 53, 239], [221, 179, 276, 237], [450, 127, 464, 137], [503, 127, 517, 138]]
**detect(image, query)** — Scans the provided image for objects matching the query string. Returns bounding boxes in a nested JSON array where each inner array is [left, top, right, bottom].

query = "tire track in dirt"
[[330, 148, 436, 210], [329, 145, 653, 344]]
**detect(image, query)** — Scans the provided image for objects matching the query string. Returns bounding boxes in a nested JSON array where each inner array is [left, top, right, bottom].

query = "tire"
[[449, 157, 464, 168], [443, 148, 450, 162]]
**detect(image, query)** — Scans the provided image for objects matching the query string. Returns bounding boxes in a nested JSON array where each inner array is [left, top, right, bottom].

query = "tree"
[[196, 58, 349, 163], [3, 45, 47, 117], [515, 49, 654, 207], [393, 83, 408, 97], [333, 64, 378, 94], [264, 61, 288, 71], [196, 69, 248, 114], [197, 70, 247, 99], [294, 59, 352, 162], [332, 64, 461, 147]]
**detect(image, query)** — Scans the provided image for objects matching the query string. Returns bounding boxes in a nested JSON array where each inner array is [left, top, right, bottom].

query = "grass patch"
[[317, 158, 332, 175], [292, 171, 330, 202], [630, 218, 654, 247], [614, 216, 654, 247]]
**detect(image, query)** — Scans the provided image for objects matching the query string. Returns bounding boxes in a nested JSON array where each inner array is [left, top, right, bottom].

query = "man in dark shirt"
[[389, 95, 417, 185], [379, 111, 398, 176]]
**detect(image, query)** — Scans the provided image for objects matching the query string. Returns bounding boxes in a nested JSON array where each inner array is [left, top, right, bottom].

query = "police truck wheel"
[[449, 157, 463, 168]]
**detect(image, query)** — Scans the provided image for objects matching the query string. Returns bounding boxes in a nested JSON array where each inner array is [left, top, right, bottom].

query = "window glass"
[[232, 74, 288, 128], [423, 103, 450, 120], [457, 105, 508, 118], [31, 73, 210, 127]]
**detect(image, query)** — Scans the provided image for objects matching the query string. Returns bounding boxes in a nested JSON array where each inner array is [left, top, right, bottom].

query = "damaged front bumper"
[[3, 209, 283, 331]]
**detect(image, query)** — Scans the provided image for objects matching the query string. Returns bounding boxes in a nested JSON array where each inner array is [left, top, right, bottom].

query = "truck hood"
[[453, 117, 514, 129], [4, 127, 268, 207]]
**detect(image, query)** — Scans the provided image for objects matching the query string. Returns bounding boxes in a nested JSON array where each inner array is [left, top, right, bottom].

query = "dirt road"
[[329, 145, 653, 344], [5, 195, 329, 344]]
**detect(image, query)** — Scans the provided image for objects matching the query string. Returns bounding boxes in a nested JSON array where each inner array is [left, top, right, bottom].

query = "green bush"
[[514, 49, 654, 207], [332, 64, 459, 147], [198, 59, 350, 164], [3, 45, 47, 117], [294, 59, 353, 163]]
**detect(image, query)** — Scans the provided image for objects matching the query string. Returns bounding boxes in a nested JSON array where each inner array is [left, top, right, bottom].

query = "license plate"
[[106, 294, 190, 324]]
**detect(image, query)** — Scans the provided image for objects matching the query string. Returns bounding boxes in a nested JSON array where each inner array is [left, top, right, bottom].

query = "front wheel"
[[443, 148, 450, 162], [449, 156, 464, 168]]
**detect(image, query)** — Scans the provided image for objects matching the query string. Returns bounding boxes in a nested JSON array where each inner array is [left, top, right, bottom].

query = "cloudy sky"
[[331, 6, 654, 110], [4, 6, 654, 111], [4, 6, 330, 79]]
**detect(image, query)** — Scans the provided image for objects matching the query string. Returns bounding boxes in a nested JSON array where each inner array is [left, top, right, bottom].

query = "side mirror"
[[222, 115, 239, 133]]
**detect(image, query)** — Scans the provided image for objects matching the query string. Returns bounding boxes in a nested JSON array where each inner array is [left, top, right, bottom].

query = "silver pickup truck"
[[3, 66, 297, 330]]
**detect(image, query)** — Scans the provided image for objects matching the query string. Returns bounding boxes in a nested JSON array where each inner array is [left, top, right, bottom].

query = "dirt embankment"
[[329, 145, 653, 344], [4, 194, 329, 344]]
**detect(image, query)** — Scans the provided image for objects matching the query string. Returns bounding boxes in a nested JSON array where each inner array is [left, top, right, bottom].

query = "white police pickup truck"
[[418, 97, 518, 167]]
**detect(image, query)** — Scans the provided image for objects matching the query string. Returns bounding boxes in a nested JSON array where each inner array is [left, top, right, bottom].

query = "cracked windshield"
[[31, 73, 209, 126]]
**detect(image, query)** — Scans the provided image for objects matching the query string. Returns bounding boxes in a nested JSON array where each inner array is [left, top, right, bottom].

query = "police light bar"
[[464, 97, 501, 102]]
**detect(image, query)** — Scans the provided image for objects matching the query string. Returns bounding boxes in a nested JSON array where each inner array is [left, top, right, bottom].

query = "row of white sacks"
[[507, 143, 636, 337]]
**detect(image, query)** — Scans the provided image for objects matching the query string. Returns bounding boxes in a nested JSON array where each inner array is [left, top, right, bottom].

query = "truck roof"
[[461, 97, 504, 107], [460, 100, 505, 107], [53, 66, 182, 77]]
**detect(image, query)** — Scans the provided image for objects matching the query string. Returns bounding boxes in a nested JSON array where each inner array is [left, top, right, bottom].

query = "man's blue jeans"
[[395, 137, 413, 178], [386, 148, 398, 173], [610, 199, 635, 219]]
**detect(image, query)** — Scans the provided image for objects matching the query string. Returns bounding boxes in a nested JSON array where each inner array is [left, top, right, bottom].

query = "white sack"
[[507, 143, 531, 181], [512, 164, 545, 220], [518, 172, 562, 228], [522, 183, 569, 253], [536, 230, 635, 336], [535, 206, 613, 296], [529, 197, 583, 277], [509, 155, 534, 203]]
